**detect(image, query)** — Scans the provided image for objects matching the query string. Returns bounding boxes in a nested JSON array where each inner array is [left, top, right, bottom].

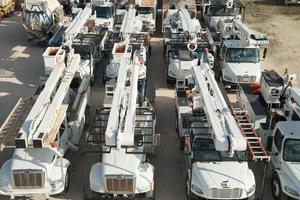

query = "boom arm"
[[191, 55, 246, 154]]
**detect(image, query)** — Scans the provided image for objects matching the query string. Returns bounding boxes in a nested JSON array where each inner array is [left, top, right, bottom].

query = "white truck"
[[0, 46, 90, 199], [91, 0, 114, 30], [162, 6, 214, 85], [89, 42, 159, 199], [176, 51, 259, 199], [217, 19, 269, 89], [21, 0, 65, 44], [235, 69, 300, 200], [105, 5, 150, 82], [136, 0, 157, 35]]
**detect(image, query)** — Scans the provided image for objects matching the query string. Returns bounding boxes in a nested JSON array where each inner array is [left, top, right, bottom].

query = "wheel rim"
[[272, 179, 280, 197]]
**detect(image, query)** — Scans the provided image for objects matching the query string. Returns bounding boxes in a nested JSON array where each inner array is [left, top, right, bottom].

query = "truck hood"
[[11, 148, 56, 171], [192, 162, 251, 189], [284, 162, 300, 187], [102, 148, 146, 176], [224, 62, 261, 79]]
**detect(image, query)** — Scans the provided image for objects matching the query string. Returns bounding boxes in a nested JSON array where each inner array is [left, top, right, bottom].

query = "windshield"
[[171, 50, 202, 60], [210, 6, 236, 16], [283, 139, 300, 162], [138, 7, 152, 15], [94, 6, 113, 18], [193, 138, 247, 162], [225, 48, 259, 63]]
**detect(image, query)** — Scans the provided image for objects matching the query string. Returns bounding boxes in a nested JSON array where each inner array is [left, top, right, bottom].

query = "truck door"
[[272, 128, 284, 168]]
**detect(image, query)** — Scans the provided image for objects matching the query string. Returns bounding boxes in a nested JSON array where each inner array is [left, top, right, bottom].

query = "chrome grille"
[[13, 170, 45, 188], [237, 75, 256, 83], [209, 188, 243, 198], [105, 175, 135, 194]]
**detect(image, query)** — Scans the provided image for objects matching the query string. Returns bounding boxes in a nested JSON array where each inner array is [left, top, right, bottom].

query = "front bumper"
[[0, 181, 64, 198]]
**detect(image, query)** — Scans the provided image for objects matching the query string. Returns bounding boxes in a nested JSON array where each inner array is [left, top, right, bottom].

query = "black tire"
[[179, 137, 185, 151], [84, 105, 90, 130], [271, 173, 289, 200], [64, 168, 71, 193]]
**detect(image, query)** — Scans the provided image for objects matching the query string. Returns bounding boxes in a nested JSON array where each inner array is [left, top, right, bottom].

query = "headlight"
[[168, 66, 177, 77], [191, 184, 203, 194], [247, 184, 256, 195], [285, 185, 299, 197]]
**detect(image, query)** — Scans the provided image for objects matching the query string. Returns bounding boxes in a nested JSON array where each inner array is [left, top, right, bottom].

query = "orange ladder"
[[232, 108, 270, 162]]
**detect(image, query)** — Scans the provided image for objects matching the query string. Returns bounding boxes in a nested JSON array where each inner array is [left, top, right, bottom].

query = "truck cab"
[[135, 0, 157, 35], [267, 121, 300, 200], [185, 122, 256, 200], [92, 1, 114, 30], [219, 40, 263, 88]]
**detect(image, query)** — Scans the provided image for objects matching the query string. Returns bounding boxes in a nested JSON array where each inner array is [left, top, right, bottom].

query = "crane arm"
[[192, 59, 246, 153]]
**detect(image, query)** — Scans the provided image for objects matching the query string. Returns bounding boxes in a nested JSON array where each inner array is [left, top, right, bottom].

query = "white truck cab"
[[219, 40, 262, 87], [92, 0, 114, 30], [266, 121, 300, 200], [186, 124, 256, 200], [135, 0, 157, 35]]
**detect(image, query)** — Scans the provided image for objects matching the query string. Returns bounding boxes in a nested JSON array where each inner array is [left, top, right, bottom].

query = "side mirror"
[[266, 136, 273, 151], [154, 134, 160, 146], [262, 48, 268, 60]]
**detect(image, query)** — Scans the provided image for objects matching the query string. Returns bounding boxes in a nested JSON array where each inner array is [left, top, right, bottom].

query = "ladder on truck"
[[0, 97, 36, 151], [232, 108, 270, 162]]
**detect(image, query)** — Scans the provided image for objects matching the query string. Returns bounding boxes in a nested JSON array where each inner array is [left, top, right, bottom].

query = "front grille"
[[13, 170, 45, 188], [105, 175, 135, 194], [209, 188, 243, 198]]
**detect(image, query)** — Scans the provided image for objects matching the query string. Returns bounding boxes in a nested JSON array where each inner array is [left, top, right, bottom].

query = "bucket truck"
[[234, 69, 300, 200], [200, 0, 245, 40], [217, 19, 269, 89], [91, 0, 115, 30], [0, 45, 90, 198], [104, 5, 150, 82], [89, 43, 158, 199], [135, 0, 157, 35], [176, 50, 260, 199], [162, 6, 214, 85], [21, 0, 65, 44]]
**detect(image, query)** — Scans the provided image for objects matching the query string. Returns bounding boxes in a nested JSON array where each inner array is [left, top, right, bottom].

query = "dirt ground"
[[243, 0, 300, 86]]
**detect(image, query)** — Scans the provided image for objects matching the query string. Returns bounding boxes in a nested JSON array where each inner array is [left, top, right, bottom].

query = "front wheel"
[[63, 168, 71, 193], [271, 173, 288, 200]]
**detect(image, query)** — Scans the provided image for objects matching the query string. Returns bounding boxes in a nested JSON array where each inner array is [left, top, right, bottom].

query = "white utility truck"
[[0, 45, 90, 198], [105, 5, 150, 82], [89, 42, 158, 198], [235, 69, 300, 200], [176, 50, 263, 199], [136, 0, 157, 35], [91, 0, 115, 30], [217, 19, 269, 88], [162, 6, 214, 84]]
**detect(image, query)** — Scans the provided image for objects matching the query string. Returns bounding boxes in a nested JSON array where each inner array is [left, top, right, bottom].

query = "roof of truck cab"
[[277, 121, 300, 138], [262, 70, 284, 87]]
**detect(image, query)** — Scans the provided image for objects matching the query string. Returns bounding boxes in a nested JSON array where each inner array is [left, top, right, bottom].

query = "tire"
[[64, 168, 71, 193], [84, 105, 90, 129], [271, 173, 289, 200], [179, 137, 185, 151]]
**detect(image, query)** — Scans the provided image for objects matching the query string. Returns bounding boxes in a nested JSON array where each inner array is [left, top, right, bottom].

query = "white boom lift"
[[89, 43, 158, 198], [0, 6, 93, 198], [163, 6, 214, 84], [179, 51, 258, 199], [105, 5, 148, 80], [217, 19, 269, 88]]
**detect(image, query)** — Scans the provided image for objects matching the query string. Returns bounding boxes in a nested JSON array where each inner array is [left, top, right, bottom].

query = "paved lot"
[[0, 13, 277, 200]]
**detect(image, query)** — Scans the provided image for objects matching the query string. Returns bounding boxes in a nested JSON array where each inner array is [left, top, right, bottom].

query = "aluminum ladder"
[[232, 108, 270, 162]]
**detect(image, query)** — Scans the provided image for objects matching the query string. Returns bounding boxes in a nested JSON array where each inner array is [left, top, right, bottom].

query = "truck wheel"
[[179, 137, 185, 151], [64, 168, 71, 193], [84, 105, 90, 129], [272, 173, 288, 200]]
